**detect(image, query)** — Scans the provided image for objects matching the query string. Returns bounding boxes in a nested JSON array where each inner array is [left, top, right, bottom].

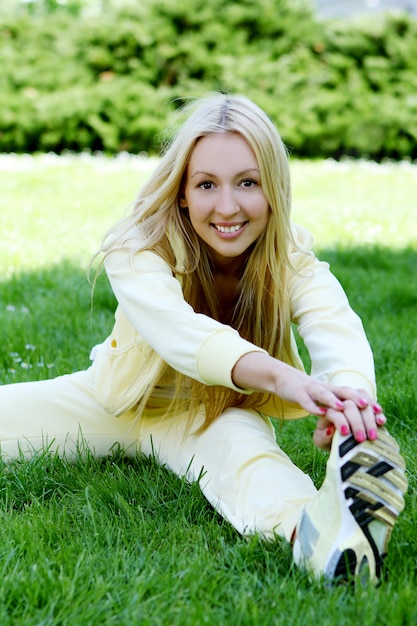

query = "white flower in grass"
[[20, 362, 32, 369], [5, 305, 30, 314], [25, 344, 36, 351], [36, 360, 54, 368]]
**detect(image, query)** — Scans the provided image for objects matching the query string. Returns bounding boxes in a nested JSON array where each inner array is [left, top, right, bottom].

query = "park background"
[[0, 0, 417, 159], [0, 1, 416, 624]]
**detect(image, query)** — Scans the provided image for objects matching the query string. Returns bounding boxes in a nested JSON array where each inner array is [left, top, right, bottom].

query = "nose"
[[215, 186, 239, 217]]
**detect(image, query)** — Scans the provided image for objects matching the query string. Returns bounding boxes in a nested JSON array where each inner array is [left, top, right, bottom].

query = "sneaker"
[[292, 428, 407, 583]]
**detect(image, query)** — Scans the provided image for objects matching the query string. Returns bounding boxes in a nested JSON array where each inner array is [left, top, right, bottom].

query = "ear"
[[179, 196, 187, 209]]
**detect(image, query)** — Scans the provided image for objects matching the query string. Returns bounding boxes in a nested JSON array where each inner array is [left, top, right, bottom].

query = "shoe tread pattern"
[[337, 430, 407, 581]]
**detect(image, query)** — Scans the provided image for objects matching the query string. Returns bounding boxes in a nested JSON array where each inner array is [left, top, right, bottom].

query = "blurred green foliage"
[[0, 0, 416, 158]]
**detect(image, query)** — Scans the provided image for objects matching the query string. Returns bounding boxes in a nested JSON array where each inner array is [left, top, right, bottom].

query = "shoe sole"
[[329, 429, 407, 582]]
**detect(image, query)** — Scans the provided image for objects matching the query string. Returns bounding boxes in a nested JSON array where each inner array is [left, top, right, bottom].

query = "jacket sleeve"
[[288, 224, 377, 398], [104, 246, 266, 391]]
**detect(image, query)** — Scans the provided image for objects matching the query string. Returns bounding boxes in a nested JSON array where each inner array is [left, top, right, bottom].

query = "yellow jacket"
[[91, 224, 376, 419]]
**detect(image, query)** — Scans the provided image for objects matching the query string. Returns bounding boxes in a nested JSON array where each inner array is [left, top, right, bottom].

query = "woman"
[[0, 93, 407, 583]]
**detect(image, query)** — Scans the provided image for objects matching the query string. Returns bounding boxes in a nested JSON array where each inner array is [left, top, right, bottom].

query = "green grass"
[[0, 154, 417, 625]]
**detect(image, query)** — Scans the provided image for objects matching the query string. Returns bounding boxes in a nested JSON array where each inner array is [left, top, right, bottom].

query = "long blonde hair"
[[99, 93, 296, 429]]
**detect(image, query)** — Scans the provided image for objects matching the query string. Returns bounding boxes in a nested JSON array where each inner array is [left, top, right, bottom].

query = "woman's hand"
[[313, 394, 386, 450], [232, 352, 386, 445]]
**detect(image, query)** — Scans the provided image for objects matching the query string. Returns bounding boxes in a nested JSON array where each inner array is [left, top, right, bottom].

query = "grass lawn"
[[0, 154, 416, 625]]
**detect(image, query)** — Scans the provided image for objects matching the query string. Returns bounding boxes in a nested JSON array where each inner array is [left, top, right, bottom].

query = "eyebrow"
[[190, 167, 260, 179]]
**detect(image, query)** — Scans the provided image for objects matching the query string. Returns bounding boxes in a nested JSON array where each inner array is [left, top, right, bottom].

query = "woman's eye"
[[241, 179, 257, 188], [198, 181, 214, 190]]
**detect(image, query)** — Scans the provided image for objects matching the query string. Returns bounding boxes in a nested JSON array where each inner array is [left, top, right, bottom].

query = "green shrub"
[[0, 1, 416, 159]]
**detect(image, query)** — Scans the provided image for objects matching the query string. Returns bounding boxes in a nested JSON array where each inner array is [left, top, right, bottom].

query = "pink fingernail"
[[320, 407, 327, 415], [376, 415, 386, 425], [373, 404, 382, 414], [336, 401, 344, 409], [341, 425, 349, 436], [326, 427, 333, 436], [369, 429, 377, 440], [356, 431, 366, 442], [358, 398, 368, 408]]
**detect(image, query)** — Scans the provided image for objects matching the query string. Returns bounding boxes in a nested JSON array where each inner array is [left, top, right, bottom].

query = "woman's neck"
[[213, 271, 240, 325], [206, 247, 250, 323], [211, 249, 248, 280]]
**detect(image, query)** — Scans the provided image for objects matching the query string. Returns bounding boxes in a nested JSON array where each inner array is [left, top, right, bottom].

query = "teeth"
[[215, 224, 242, 233]]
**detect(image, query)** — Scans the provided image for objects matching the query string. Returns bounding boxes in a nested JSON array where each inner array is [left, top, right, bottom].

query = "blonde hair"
[[99, 93, 296, 429]]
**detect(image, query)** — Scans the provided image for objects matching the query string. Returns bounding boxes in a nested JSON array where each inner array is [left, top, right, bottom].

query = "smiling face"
[[181, 132, 270, 272]]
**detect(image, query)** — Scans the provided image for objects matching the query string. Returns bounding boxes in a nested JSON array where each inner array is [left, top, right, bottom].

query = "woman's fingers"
[[271, 367, 387, 444], [297, 381, 349, 417], [308, 385, 387, 447], [313, 417, 335, 451], [322, 401, 387, 443]]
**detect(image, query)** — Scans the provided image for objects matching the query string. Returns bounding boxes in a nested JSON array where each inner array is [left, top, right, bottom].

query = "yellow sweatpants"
[[0, 367, 317, 542]]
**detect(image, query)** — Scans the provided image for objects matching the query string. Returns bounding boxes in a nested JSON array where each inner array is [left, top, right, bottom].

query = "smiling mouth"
[[212, 222, 247, 234]]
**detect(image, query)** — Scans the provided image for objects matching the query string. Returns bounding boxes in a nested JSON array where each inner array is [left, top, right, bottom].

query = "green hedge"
[[0, 0, 416, 159]]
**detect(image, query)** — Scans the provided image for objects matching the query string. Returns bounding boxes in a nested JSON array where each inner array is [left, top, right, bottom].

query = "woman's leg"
[[1, 372, 405, 583], [0, 368, 143, 459], [137, 406, 407, 583], [0, 374, 316, 543], [137, 406, 318, 543]]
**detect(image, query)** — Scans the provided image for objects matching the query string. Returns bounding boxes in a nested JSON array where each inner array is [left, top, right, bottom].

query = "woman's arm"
[[286, 225, 385, 443], [104, 246, 266, 390], [232, 351, 385, 442], [289, 225, 376, 396]]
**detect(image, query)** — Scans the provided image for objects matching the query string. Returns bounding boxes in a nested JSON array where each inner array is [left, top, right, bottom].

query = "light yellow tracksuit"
[[0, 225, 376, 541]]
